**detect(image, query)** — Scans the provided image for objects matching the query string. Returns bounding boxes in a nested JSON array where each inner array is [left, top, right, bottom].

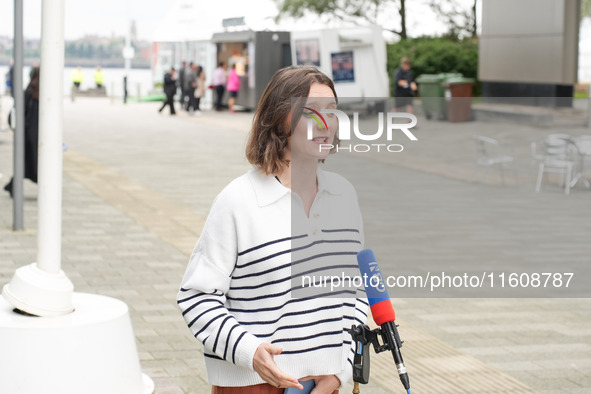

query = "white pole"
[[125, 33, 131, 75], [38, 0, 65, 274], [1, 0, 73, 316]]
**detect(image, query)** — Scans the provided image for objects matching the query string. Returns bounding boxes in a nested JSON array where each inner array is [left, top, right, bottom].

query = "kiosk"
[[211, 30, 291, 110]]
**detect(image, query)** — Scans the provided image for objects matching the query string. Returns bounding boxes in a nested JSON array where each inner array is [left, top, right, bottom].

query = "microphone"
[[357, 249, 410, 393]]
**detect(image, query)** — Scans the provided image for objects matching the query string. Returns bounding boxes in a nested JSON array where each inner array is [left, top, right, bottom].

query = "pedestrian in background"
[[193, 65, 206, 115], [212, 61, 227, 111], [177, 65, 367, 394], [158, 67, 177, 116], [71, 66, 83, 89], [179, 61, 187, 107], [8, 58, 14, 97], [226, 63, 241, 113], [4, 67, 40, 198], [123, 75, 128, 104], [183, 62, 197, 112], [393, 57, 417, 115], [94, 65, 105, 88]]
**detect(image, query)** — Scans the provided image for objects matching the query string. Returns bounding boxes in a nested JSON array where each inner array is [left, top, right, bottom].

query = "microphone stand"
[[348, 323, 410, 393]]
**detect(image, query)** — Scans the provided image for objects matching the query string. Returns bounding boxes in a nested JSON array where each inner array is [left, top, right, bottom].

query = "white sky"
[[0, 0, 478, 41]]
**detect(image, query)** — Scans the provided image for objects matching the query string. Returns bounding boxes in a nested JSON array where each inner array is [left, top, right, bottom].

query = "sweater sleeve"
[[177, 191, 263, 370]]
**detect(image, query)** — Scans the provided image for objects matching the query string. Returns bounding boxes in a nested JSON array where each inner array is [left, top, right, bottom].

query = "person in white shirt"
[[212, 62, 227, 111], [177, 65, 368, 394]]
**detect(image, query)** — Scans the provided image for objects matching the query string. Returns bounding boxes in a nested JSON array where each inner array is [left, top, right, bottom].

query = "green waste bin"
[[415, 73, 462, 120], [442, 77, 475, 122]]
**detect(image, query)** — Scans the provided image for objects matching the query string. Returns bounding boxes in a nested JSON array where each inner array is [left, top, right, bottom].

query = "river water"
[[0, 66, 157, 98]]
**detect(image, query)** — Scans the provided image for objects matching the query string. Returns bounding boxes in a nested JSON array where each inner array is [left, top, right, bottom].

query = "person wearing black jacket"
[[4, 67, 40, 198], [393, 57, 417, 114], [158, 67, 177, 115], [8, 60, 14, 97], [178, 61, 188, 109]]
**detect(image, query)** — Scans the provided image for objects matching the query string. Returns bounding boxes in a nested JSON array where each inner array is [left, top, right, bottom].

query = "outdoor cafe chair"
[[570, 135, 591, 189], [530, 133, 570, 176], [532, 134, 578, 195], [472, 135, 515, 185]]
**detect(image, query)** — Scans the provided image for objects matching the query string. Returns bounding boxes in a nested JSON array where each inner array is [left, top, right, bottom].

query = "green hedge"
[[387, 37, 480, 96]]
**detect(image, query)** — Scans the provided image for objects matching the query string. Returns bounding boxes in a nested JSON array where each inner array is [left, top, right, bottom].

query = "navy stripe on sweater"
[[238, 234, 307, 256], [236, 239, 361, 270], [280, 342, 345, 355], [212, 315, 233, 354], [321, 228, 360, 234], [229, 299, 355, 314], [271, 330, 343, 344], [238, 304, 344, 325]]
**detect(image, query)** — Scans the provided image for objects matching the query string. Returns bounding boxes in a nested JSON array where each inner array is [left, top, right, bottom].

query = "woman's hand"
[[253, 343, 303, 390], [301, 374, 340, 394]]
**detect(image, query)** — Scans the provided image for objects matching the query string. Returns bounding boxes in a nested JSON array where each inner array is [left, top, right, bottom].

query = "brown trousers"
[[212, 384, 338, 394]]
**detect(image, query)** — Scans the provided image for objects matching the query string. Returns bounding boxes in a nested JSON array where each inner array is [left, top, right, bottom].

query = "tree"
[[275, 0, 409, 39], [583, 0, 591, 21], [427, 0, 477, 40]]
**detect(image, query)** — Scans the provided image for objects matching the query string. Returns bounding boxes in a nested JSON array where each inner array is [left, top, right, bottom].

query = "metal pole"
[[37, 0, 65, 274], [12, 0, 24, 231], [588, 84, 591, 128], [125, 34, 131, 73], [122, 21, 134, 104]]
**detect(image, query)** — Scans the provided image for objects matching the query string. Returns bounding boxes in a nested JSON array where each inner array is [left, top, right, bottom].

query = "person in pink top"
[[227, 63, 241, 113]]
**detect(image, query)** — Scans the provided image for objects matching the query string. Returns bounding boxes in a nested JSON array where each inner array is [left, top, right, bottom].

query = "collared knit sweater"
[[177, 168, 368, 387]]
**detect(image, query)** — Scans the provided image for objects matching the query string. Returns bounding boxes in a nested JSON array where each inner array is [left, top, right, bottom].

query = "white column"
[[37, 0, 65, 273], [2, 0, 73, 317]]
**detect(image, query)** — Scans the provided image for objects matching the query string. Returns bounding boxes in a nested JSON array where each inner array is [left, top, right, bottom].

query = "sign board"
[[222, 17, 246, 28], [331, 51, 354, 83]]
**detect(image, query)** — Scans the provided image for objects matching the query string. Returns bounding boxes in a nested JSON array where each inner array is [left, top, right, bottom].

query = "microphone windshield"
[[357, 249, 395, 325]]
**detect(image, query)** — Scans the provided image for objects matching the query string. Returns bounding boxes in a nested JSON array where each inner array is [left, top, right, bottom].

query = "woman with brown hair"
[[4, 67, 40, 198], [177, 65, 367, 394]]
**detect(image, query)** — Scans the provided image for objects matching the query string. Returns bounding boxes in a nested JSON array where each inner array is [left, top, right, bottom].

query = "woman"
[[177, 66, 367, 394], [212, 62, 227, 111], [193, 65, 206, 115], [226, 63, 241, 113], [4, 67, 40, 198]]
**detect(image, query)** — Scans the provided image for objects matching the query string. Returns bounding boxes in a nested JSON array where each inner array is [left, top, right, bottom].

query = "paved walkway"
[[1, 97, 590, 393]]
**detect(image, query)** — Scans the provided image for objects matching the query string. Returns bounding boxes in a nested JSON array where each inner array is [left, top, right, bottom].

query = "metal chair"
[[472, 135, 515, 185], [533, 135, 578, 195], [530, 133, 570, 177], [570, 135, 591, 189]]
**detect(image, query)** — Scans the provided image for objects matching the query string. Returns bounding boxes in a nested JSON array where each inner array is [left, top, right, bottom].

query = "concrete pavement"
[[1, 96, 590, 393]]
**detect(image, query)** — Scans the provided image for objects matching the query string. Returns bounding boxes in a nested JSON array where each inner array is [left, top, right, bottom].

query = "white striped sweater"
[[177, 168, 368, 387]]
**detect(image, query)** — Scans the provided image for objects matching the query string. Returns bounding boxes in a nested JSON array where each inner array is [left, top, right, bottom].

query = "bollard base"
[[0, 292, 154, 394], [2, 262, 74, 317]]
